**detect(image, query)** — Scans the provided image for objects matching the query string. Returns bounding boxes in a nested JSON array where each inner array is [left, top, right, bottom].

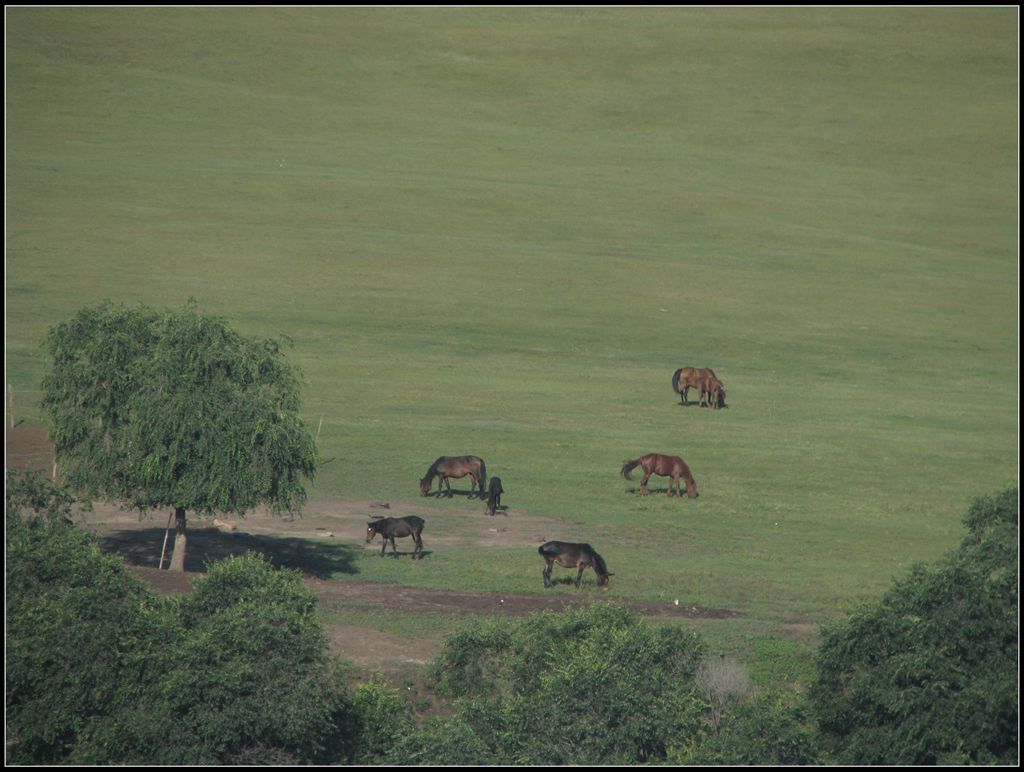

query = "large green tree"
[[810, 487, 1018, 765], [40, 300, 318, 570]]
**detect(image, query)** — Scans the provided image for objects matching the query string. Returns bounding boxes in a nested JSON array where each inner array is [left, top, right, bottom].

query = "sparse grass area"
[[6, 7, 1017, 688]]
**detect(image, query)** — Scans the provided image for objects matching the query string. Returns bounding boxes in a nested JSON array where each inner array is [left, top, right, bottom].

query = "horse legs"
[[379, 537, 388, 557], [575, 565, 586, 588], [412, 532, 423, 559], [542, 558, 553, 587], [670, 474, 680, 497], [640, 472, 651, 496]]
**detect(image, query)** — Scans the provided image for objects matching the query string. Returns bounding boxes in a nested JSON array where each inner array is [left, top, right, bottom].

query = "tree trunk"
[[168, 506, 188, 572]]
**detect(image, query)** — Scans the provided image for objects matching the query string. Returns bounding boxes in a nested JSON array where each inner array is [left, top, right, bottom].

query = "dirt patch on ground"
[[8, 423, 743, 684], [125, 564, 737, 622]]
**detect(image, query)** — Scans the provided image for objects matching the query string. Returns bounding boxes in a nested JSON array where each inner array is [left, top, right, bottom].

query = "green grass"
[[6, 7, 1017, 685]]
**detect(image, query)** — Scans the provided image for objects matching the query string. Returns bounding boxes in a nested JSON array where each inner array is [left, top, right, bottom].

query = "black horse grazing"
[[621, 453, 699, 498], [366, 515, 425, 558], [419, 455, 488, 498], [485, 476, 504, 516], [539, 541, 613, 589]]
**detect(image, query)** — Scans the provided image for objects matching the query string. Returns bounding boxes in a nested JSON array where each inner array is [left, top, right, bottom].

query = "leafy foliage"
[[154, 554, 350, 763], [402, 603, 707, 765], [40, 299, 317, 516], [810, 487, 1018, 765], [5, 472, 169, 764], [74, 554, 353, 765], [672, 691, 825, 765], [348, 673, 416, 764], [6, 492, 355, 765]]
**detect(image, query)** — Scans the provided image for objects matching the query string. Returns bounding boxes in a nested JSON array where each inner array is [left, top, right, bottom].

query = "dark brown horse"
[[672, 366, 726, 408], [485, 476, 504, 516], [621, 453, 699, 498], [419, 455, 488, 498], [539, 541, 613, 589], [365, 515, 425, 558]]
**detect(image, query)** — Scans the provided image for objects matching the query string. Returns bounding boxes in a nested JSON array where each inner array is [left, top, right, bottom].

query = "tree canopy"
[[41, 300, 318, 518], [810, 487, 1018, 765]]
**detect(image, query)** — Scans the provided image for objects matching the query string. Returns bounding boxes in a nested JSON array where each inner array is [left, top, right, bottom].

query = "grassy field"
[[6, 8, 1017, 684]]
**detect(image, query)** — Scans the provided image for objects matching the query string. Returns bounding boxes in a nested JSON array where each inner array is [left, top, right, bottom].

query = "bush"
[[407, 603, 707, 765], [810, 487, 1018, 765], [386, 714, 497, 766], [6, 488, 356, 766], [348, 673, 416, 764], [672, 691, 825, 765], [89, 553, 354, 765], [5, 472, 166, 764]]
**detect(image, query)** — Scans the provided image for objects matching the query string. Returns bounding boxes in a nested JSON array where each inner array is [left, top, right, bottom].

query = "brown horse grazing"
[[365, 515, 425, 558], [419, 455, 488, 498], [672, 367, 725, 408], [697, 372, 727, 409], [621, 453, 699, 498], [539, 541, 613, 589], [485, 476, 504, 516]]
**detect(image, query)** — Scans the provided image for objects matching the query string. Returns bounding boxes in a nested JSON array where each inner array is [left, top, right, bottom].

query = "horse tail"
[[621, 458, 640, 480], [477, 458, 487, 496], [671, 368, 683, 394]]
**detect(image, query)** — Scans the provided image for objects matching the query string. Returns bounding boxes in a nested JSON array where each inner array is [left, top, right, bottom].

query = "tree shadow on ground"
[[98, 526, 360, 578]]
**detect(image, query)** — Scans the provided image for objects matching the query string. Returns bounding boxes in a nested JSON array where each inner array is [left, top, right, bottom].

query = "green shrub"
[[6, 490, 356, 766], [349, 672, 416, 764], [412, 603, 707, 765], [386, 714, 496, 766], [5, 472, 166, 764], [110, 553, 353, 764], [672, 691, 825, 765], [810, 487, 1018, 765]]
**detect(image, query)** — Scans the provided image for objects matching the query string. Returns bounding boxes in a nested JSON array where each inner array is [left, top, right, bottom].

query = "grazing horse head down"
[[419, 455, 488, 498], [485, 476, 504, 516], [621, 453, 698, 498], [672, 366, 725, 408], [538, 540, 613, 589], [698, 372, 727, 409], [365, 515, 426, 559]]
